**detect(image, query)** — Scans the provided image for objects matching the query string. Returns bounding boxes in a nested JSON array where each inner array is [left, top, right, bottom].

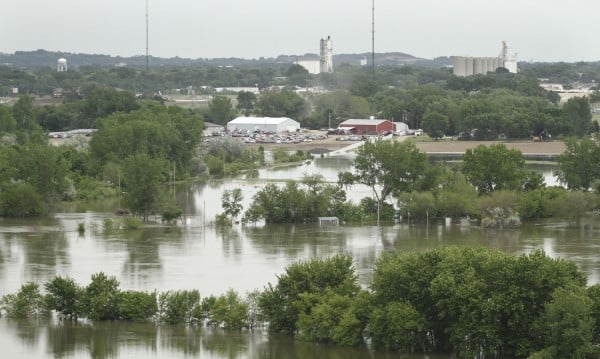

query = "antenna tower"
[[371, 0, 375, 75], [145, 0, 149, 73]]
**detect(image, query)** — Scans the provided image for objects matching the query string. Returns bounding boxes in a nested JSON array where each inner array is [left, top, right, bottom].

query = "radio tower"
[[145, 0, 149, 73], [371, 0, 375, 75]]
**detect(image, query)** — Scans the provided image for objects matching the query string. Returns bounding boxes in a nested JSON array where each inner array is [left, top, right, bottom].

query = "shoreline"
[[245, 136, 566, 158]]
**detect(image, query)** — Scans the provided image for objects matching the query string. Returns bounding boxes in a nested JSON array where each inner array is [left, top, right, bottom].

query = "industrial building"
[[320, 36, 333, 73], [453, 41, 517, 77], [227, 117, 300, 133], [295, 36, 334, 74], [338, 118, 395, 134]]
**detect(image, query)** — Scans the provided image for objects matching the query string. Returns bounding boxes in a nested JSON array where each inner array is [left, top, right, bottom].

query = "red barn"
[[338, 119, 395, 135]]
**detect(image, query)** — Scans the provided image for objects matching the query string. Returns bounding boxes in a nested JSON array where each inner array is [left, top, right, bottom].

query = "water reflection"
[[0, 318, 450, 359]]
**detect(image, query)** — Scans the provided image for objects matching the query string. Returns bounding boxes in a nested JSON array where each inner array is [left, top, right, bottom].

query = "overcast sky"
[[2, 0, 599, 62]]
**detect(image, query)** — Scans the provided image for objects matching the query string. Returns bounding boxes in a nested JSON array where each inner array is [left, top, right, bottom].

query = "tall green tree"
[[236, 91, 256, 115], [208, 95, 235, 125], [121, 153, 166, 221], [563, 96, 592, 137], [556, 136, 600, 190], [339, 140, 428, 225], [256, 89, 306, 119], [462, 144, 526, 194]]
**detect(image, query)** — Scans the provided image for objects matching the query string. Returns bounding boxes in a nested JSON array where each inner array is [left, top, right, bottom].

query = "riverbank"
[[245, 135, 566, 158]]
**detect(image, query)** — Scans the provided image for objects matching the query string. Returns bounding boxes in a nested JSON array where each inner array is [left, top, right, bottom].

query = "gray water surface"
[[0, 156, 583, 359]]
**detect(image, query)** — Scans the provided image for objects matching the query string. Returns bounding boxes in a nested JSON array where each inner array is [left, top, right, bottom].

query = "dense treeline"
[[0, 60, 598, 220], [2, 248, 599, 358], [3, 60, 598, 139], [239, 140, 598, 227]]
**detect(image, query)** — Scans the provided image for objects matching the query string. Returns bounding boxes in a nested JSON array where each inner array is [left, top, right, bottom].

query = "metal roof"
[[339, 119, 390, 126], [228, 117, 298, 125]]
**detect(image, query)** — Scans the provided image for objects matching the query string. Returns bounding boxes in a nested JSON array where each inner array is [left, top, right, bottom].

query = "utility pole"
[[371, 0, 375, 75]]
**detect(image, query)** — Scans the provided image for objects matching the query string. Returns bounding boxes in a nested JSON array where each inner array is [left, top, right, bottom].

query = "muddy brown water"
[[0, 155, 589, 359]]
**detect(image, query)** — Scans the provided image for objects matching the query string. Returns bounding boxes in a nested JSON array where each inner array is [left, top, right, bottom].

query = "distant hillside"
[[0, 49, 442, 69]]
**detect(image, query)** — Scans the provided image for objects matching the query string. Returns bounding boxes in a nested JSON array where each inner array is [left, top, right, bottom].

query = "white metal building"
[[227, 117, 300, 133]]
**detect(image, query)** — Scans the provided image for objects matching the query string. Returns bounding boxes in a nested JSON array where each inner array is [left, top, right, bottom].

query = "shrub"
[[367, 301, 426, 351], [122, 217, 142, 230], [209, 289, 249, 329], [258, 254, 360, 335], [44, 276, 83, 319], [157, 290, 202, 324], [1, 282, 49, 318], [82, 273, 121, 320], [119, 290, 157, 321], [0, 182, 43, 217], [162, 206, 182, 225]]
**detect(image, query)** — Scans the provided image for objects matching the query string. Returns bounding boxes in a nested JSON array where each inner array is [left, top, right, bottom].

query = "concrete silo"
[[453, 56, 467, 77], [465, 57, 474, 76]]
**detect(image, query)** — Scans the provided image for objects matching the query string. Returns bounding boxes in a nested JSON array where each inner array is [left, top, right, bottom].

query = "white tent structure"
[[227, 117, 300, 133]]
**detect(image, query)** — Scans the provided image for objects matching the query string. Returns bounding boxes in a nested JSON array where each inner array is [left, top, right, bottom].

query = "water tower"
[[57, 58, 68, 72]]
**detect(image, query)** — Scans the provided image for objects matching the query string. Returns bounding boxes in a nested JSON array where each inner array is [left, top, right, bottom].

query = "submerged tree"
[[339, 140, 428, 225]]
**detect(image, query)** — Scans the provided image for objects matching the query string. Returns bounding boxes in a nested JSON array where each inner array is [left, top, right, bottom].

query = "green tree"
[[258, 255, 359, 335], [533, 286, 595, 358], [119, 291, 157, 321], [421, 112, 449, 139], [0, 182, 43, 217], [462, 144, 526, 194], [236, 91, 257, 115], [157, 290, 202, 325], [209, 289, 249, 329], [221, 188, 243, 220], [121, 153, 166, 221], [11, 95, 38, 131], [563, 96, 592, 137], [256, 89, 306, 119], [82, 87, 139, 123], [208, 95, 235, 126], [339, 140, 428, 225], [0, 105, 17, 133], [1, 282, 48, 318], [44, 276, 83, 319], [82, 273, 121, 321], [556, 136, 600, 190]]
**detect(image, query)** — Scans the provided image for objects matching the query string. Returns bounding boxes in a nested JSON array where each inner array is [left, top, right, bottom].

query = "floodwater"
[[0, 154, 589, 359]]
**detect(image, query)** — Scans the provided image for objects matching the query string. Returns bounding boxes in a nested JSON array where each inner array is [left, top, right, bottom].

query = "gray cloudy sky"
[[2, 0, 599, 62]]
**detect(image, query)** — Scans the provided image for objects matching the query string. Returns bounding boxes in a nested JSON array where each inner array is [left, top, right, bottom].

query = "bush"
[[259, 254, 360, 335], [518, 187, 566, 220], [478, 190, 520, 228], [209, 289, 249, 329], [204, 155, 224, 176], [119, 290, 157, 321], [162, 206, 182, 225], [44, 276, 83, 319], [367, 301, 426, 351], [0, 182, 43, 217], [157, 290, 202, 324], [1, 282, 48, 318], [122, 217, 142, 230], [82, 273, 121, 320]]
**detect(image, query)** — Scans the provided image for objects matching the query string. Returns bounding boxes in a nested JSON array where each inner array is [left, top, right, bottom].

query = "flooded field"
[[0, 154, 589, 358]]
